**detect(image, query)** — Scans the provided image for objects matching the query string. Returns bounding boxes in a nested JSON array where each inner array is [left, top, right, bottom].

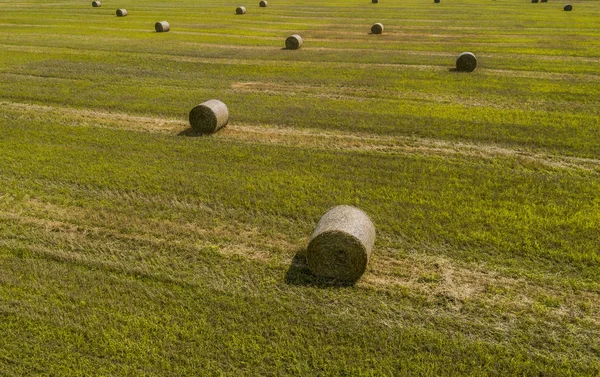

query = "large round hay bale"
[[259, 0, 268, 7], [307, 205, 376, 282], [285, 34, 303, 50], [434, 0, 440, 3], [236, 6, 247, 14], [531, 0, 539, 3], [540, 0, 547, 2], [155, 21, 170, 32], [371, 23, 384, 34], [564, 4, 572, 10], [372, 0, 378, 3], [456, 52, 477, 72], [116, 9, 128, 16], [92, 1, 101, 7], [189, 100, 229, 134]]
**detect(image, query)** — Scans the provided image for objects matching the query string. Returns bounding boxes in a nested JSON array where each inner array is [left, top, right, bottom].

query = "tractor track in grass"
[[2, 100, 599, 172]]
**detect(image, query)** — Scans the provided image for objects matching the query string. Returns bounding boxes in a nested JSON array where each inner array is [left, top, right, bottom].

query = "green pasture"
[[0, 0, 599, 375]]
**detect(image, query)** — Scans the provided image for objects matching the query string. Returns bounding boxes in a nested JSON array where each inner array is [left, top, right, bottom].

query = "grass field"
[[1, 0, 599, 375]]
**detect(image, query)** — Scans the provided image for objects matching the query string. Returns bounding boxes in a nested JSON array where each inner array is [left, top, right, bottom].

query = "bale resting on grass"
[[434, 0, 440, 3], [372, 0, 378, 3], [236, 6, 247, 14], [116, 9, 128, 16], [155, 21, 170, 32], [285, 34, 302, 50], [564, 4, 572, 10], [92, 1, 101, 7], [307, 205, 376, 282], [259, 0, 268, 7], [188, 100, 229, 134], [371, 23, 383, 34], [456, 52, 477, 72]]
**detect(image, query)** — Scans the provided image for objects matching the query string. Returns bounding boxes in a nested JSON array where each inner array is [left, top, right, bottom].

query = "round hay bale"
[[285, 34, 303, 50], [116, 9, 128, 17], [188, 100, 229, 134], [307, 205, 376, 282], [92, 1, 101, 7], [531, 0, 539, 3], [259, 0, 268, 7], [434, 0, 440, 3], [371, 23, 384, 34], [236, 6, 247, 14], [564, 4, 572, 10], [155, 21, 170, 32], [372, 0, 378, 3], [456, 52, 477, 72], [540, 0, 547, 2]]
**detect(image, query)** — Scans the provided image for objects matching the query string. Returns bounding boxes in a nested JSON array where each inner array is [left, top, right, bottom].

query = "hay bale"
[[540, 0, 547, 2], [434, 0, 440, 3], [155, 21, 170, 32], [564, 4, 572, 10], [259, 0, 268, 7], [116, 9, 128, 16], [307, 205, 376, 282], [188, 100, 229, 134], [236, 6, 247, 14], [285, 34, 303, 50], [92, 1, 101, 7], [456, 52, 477, 72], [371, 23, 384, 34], [531, 0, 539, 3], [372, 0, 378, 3]]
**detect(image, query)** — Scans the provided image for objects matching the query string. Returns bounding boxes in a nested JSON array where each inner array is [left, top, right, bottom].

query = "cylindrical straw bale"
[[92, 1, 101, 7], [155, 21, 170, 32], [531, 0, 539, 3], [371, 23, 383, 34], [236, 6, 247, 14], [540, 0, 547, 2], [189, 100, 229, 134], [307, 205, 376, 282], [259, 0, 268, 7], [434, 0, 440, 3], [116, 9, 128, 16], [456, 52, 477, 72], [285, 34, 302, 50], [372, 0, 378, 3], [564, 4, 572, 10]]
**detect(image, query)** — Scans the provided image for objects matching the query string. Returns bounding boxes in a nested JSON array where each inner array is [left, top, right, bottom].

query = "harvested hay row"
[[116, 9, 128, 17], [564, 4, 572, 10], [285, 34, 302, 50], [92, 1, 101, 7], [259, 0, 268, 7], [307, 205, 376, 283], [155, 21, 170, 32], [371, 23, 384, 34], [188, 99, 229, 134], [456, 52, 477, 72], [236, 6, 247, 14]]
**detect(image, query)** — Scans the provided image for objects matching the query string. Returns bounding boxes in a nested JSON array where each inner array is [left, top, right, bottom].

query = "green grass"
[[1, 0, 599, 375]]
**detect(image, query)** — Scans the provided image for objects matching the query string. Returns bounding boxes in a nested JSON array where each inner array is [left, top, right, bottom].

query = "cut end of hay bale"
[[434, 0, 440, 3], [285, 34, 303, 50], [92, 1, 101, 7], [371, 23, 384, 34], [372, 0, 379, 3], [236, 6, 247, 14], [155, 21, 170, 32], [259, 0, 268, 7], [307, 205, 376, 282], [531, 0, 539, 3], [456, 52, 477, 72], [564, 4, 572, 10], [189, 99, 229, 134], [116, 9, 128, 17]]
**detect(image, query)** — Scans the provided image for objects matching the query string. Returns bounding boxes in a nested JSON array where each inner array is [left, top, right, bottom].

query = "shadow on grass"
[[178, 127, 211, 137], [285, 249, 355, 288]]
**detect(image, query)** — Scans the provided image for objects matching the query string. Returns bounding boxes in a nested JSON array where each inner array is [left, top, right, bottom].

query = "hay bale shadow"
[[178, 127, 213, 137], [285, 249, 356, 288], [448, 67, 458, 72]]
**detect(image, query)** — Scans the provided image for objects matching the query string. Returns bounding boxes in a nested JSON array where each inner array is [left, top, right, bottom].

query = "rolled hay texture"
[[116, 9, 128, 16], [564, 4, 572, 10], [236, 6, 247, 14], [92, 1, 101, 7], [307, 205, 376, 282], [434, 0, 440, 3], [372, 0, 378, 3], [456, 52, 477, 72], [188, 100, 229, 133], [371, 23, 384, 34], [155, 21, 170, 32], [259, 0, 268, 7], [531, 0, 539, 3], [285, 34, 302, 50]]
